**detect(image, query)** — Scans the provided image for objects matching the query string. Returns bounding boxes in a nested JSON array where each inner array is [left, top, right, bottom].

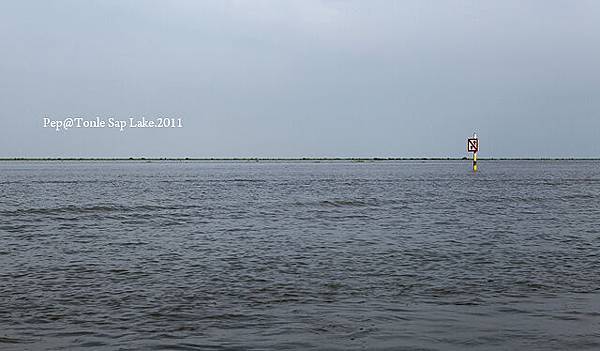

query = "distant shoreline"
[[0, 157, 598, 162]]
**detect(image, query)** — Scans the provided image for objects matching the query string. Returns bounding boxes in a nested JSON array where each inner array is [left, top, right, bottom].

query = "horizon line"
[[1, 157, 599, 162]]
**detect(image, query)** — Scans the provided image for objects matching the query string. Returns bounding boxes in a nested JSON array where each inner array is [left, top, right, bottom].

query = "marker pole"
[[473, 151, 478, 172]]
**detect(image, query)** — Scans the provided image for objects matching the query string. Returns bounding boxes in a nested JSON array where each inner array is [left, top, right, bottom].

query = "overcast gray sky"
[[0, 0, 599, 158]]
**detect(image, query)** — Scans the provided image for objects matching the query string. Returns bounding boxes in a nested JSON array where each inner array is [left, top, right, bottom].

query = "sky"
[[0, 0, 599, 158]]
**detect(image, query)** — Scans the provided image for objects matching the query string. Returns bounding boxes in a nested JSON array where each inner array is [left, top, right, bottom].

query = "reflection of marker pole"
[[473, 150, 478, 172]]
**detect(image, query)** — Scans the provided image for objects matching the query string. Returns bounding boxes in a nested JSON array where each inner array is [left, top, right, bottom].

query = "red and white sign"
[[467, 138, 479, 153]]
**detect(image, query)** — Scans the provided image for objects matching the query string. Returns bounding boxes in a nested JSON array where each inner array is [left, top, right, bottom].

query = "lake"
[[1, 160, 599, 350]]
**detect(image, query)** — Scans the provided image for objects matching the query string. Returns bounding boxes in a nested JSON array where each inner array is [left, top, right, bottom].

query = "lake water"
[[1, 160, 599, 350]]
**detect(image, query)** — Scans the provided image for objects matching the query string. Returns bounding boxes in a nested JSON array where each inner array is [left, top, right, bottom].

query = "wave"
[[0, 203, 202, 216]]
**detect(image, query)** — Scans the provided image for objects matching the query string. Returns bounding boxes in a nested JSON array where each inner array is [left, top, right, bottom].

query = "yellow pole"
[[473, 152, 478, 172]]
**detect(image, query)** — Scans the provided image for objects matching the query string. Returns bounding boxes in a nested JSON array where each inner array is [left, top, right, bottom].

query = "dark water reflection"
[[1, 160, 599, 350]]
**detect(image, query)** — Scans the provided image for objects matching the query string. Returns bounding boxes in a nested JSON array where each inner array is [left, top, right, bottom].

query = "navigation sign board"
[[467, 138, 479, 153]]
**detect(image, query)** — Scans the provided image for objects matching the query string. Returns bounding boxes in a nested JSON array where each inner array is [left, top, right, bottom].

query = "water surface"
[[1, 160, 599, 350]]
